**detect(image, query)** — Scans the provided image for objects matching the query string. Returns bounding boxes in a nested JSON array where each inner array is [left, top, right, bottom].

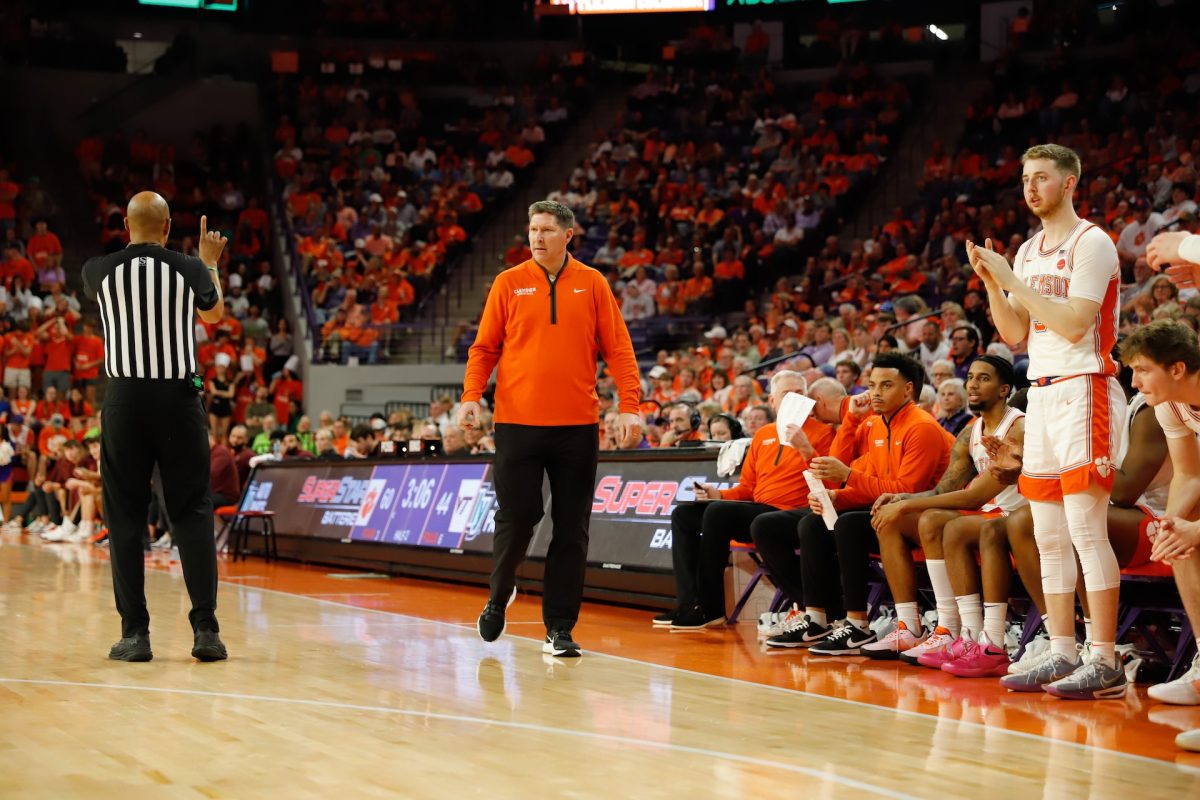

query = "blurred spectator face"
[[282, 434, 301, 454], [228, 426, 248, 449], [332, 419, 347, 438], [743, 407, 770, 437], [420, 423, 441, 440], [667, 406, 694, 437], [296, 416, 312, 433], [921, 322, 941, 349], [931, 363, 954, 388], [950, 328, 976, 358], [708, 417, 733, 442], [734, 375, 754, 400], [316, 430, 333, 451], [939, 382, 964, 415], [768, 373, 805, 412], [444, 427, 466, 453], [835, 363, 857, 390]]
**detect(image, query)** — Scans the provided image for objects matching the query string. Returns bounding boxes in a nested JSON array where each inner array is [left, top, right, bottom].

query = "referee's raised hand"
[[199, 215, 228, 265]]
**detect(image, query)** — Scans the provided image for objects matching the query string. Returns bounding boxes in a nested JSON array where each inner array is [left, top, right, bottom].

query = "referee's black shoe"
[[543, 629, 582, 658], [108, 633, 153, 662], [477, 587, 517, 642], [192, 630, 228, 662]]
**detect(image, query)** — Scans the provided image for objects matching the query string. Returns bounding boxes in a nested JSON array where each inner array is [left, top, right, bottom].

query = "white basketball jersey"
[[1011, 222, 1120, 381], [970, 407, 1027, 513], [1116, 394, 1171, 517]]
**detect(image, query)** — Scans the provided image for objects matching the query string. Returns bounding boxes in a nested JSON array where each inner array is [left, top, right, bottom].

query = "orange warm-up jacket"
[[719, 423, 811, 509], [462, 255, 642, 426], [830, 401, 954, 510]]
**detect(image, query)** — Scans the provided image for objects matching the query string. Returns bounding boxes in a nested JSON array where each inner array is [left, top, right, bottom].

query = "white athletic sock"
[[1091, 641, 1116, 668], [806, 609, 827, 626], [926, 559, 960, 635], [956, 594, 983, 638], [1051, 635, 1077, 661], [895, 601, 921, 633], [983, 602, 1007, 647], [1083, 617, 1093, 643]]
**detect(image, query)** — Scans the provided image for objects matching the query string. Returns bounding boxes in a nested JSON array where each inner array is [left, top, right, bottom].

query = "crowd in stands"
[[275, 56, 589, 363]]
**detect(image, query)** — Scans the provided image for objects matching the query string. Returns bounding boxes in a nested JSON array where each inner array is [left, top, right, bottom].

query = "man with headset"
[[659, 370, 827, 630], [659, 403, 705, 447]]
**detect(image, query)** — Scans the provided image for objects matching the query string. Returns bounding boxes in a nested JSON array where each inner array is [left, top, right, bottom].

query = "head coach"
[[457, 199, 642, 658], [82, 191, 229, 663]]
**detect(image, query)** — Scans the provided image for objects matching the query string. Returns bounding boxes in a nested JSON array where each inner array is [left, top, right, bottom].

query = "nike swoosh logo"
[[574, 288, 587, 293]]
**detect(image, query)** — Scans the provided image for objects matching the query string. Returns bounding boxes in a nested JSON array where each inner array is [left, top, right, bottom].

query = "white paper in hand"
[[777, 393, 816, 447], [803, 470, 839, 531]]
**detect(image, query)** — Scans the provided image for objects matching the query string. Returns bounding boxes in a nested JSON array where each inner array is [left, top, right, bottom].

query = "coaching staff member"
[[82, 191, 229, 663], [458, 200, 642, 658]]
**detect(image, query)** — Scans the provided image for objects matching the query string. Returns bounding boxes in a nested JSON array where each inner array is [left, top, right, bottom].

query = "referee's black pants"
[[671, 503, 808, 617], [490, 423, 597, 633], [102, 379, 219, 638]]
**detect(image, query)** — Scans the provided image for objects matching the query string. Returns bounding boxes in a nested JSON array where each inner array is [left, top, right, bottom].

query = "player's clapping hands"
[[966, 239, 1018, 291]]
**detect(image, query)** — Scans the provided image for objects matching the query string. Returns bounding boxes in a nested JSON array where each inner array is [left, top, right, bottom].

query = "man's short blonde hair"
[[1021, 143, 1082, 180]]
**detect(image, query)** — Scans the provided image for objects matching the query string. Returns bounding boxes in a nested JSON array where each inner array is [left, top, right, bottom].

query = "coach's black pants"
[[798, 510, 877, 616], [490, 423, 598, 633], [748, 508, 812, 611], [103, 379, 218, 638], [671, 502, 808, 618]]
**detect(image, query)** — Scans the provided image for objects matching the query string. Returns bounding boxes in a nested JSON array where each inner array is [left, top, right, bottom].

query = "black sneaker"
[[669, 606, 726, 630], [765, 614, 815, 648], [808, 621, 877, 656], [799, 618, 836, 646], [192, 630, 228, 662], [652, 608, 681, 626], [109, 633, 152, 662], [543, 629, 582, 658], [477, 587, 517, 643]]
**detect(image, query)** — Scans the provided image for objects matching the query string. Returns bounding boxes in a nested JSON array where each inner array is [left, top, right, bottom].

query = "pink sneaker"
[[916, 633, 971, 670], [941, 633, 1011, 677], [862, 621, 926, 660], [900, 626, 955, 666]]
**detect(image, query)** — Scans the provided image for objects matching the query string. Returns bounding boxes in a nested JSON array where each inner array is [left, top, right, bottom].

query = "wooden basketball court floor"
[[3, 534, 1199, 799]]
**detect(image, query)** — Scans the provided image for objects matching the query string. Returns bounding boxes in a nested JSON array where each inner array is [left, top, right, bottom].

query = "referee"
[[82, 191, 229, 663], [458, 200, 643, 658]]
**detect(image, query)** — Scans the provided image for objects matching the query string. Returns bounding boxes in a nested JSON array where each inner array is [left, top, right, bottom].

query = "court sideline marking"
[[208, 571, 1200, 775], [0, 677, 918, 800]]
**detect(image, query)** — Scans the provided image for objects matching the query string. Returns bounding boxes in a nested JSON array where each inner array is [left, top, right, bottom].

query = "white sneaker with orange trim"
[[1148, 654, 1200, 705], [861, 620, 926, 661], [899, 625, 956, 666]]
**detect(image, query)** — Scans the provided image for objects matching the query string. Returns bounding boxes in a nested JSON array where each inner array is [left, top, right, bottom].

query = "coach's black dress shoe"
[[192, 629, 228, 662], [109, 633, 153, 662]]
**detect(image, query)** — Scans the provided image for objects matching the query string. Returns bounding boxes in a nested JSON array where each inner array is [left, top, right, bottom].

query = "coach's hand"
[[693, 482, 722, 502], [198, 215, 228, 265], [457, 400, 481, 431], [809, 456, 850, 484], [617, 412, 643, 448]]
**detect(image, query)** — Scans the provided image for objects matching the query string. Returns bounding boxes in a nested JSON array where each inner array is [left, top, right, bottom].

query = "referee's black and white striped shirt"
[[82, 243, 219, 379]]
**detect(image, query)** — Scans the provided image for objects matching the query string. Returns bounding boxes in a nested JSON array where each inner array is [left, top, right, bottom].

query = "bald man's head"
[[125, 191, 171, 244]]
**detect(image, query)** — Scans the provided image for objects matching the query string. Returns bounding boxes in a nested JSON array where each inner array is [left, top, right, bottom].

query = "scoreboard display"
[[241, 454, 730, 573]]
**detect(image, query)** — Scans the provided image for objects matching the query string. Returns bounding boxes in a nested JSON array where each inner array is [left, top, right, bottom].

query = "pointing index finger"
[[200, 215, 208, 238]]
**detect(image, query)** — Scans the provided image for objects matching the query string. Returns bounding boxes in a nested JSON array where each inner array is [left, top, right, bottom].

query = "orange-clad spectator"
[[27, 221, 63, 269], [504, 142, 535, 170], [66, 387, 94, 422], [503, 235, 531, 266], [370, 287, 399, 326], [77, 135, 105, 181], [215, 307, 243, 341], [655, 265, 686, 316], [37, 317, 74, 395], [681, 264, 714, 311], [713, 248, 745, 281], [696, 197, 725, 228], [128, 130, 158, 165], [4, 323, 34, 390], [38, 414, 71, 456], [2, 245, 34, 286], [393, 272, 416, 311], [271, 366, 303, 427], [339, 306, 380, 364], [617, 244, 655, 271], [437, 217, 467, 245], [362, 225, 394, 257], [34, 386, 70, 424], [72, 320, 105, 401], [325, 120, 350, 147], [0, 169, 19, 231], [238, 197, 269, 236]]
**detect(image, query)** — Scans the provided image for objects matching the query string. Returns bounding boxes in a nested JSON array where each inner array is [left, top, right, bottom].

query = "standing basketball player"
[[458, 200, 642, 658], [968, 144, 1128, 698]]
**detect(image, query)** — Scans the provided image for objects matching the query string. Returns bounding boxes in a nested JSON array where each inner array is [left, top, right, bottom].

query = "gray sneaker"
[[999, 651, 1080, 692], [1044, 656, 1128, 700]]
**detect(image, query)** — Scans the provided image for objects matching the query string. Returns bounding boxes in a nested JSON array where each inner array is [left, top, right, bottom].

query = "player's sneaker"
[[809, 621, 877, 656], [765, 613, 817, 648], [69, 522, 94, 543], [41, 525, 74, 543], [477, 587, 517, 642], [758, 608, 793, 634], [941, 633, 1011, 677], [999, 651, 1081, 692], [1008, 637, 1053, 674], [917, 633, 972, 670], [1147, 653, 1200, 705], [1044, 655, 1128, 700], [862, 621, 925, 660], [670, 606, 725, 630], [901, 626, 955, 666], [761, 605, 803, 638], [151, 533, 173, 550], [1178, 728, 1200, 752], [653, 608, 681, 626], [543, 629, 582, 658]]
